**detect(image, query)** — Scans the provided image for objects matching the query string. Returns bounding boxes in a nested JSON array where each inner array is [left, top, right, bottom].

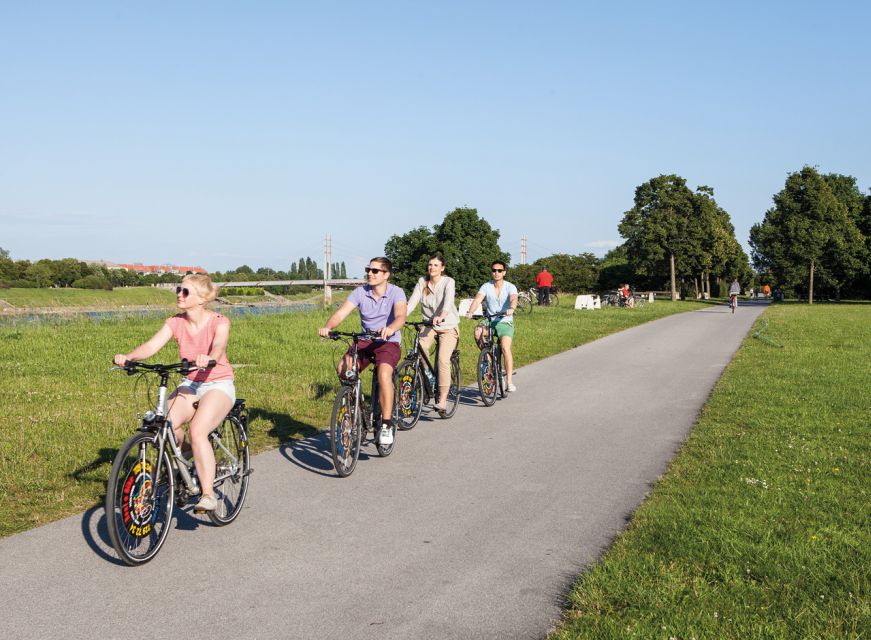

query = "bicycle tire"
[[330, 386, 361, 477], [551, 292, 560, 307], [394, 359, 423, 430], [207, 416, 251, 526], [498, 349, 508, 398], [477, 349, 497, 406], [517, 294, 532, 314], [443, 353, 461, 418], [105, 431, 175, 566]]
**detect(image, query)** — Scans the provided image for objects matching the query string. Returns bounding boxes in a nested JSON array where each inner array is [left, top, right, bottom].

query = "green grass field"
[[551, 304, 870, 639], [0, 300, 701, 536], [0, 286, 176, 308]]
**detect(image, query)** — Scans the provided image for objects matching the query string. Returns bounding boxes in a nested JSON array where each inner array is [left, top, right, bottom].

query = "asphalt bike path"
[[0, 301, 767, 640]]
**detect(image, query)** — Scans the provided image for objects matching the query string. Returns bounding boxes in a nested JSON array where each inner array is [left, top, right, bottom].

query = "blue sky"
[[2, 1, 869, 274]]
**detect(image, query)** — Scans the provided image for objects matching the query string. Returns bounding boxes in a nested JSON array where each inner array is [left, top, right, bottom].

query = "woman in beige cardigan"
[[406, 255, 460, 413]]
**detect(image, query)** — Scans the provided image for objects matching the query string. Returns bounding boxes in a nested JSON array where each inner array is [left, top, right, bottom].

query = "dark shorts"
[[352, 340, 401, 371]]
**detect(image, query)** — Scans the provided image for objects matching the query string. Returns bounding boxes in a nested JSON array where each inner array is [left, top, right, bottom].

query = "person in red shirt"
[[535, 267, 554, 306]]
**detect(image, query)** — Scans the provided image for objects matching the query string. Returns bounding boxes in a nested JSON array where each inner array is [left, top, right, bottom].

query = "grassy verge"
[[0, 286, 176, 309], [0, 300, 703, 536], [552, 304, 870, 639]]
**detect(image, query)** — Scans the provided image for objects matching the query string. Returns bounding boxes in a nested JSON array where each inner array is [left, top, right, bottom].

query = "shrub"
[[72, 275, 113, 290]]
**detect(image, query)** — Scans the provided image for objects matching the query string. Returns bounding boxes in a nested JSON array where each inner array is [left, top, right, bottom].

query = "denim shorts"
[[174, 378, 236, 403]]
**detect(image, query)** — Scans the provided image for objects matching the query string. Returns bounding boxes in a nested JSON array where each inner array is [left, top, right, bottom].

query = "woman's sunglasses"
[[175, 286, 190, 297], [364, 267, 386, 274]]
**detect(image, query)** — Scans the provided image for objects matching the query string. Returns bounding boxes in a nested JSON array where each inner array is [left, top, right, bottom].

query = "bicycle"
[[394, 320, 461, 429], [475, 311, 509, 406], [528, 286, 560, 308], [730, 294, 738, 313], [105, 360, 251, 565], [326, 330, 397, 477]]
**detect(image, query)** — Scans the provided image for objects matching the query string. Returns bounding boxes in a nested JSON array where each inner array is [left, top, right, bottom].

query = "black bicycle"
[[394, 320, 461, 429], [475, 311, 509, 406], [326, 330, 397, 477], [106, 360, 251, 565]]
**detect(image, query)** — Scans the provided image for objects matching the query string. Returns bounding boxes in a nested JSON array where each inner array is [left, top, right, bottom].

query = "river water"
[[0, 303, 319, 326]]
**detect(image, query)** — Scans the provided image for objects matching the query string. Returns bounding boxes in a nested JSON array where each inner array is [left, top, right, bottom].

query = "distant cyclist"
[[465, 260, 518, 392], [407, 254, 459, 413], [729, 278, 741, 313], [318, 257, 407, 446]]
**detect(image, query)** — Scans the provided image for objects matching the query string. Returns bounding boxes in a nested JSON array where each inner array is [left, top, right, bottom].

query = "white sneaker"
[[379, 424, 394, 446], [507, 383, 517, 393]]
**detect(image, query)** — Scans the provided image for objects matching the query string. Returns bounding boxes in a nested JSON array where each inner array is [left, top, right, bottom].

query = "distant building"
[[115, 263, 208, 275]]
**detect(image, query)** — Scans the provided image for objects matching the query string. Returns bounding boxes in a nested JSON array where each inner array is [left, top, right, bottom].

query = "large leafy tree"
[[619, 175, 696, 300], [750, 166, 865, 302], [385, 207, 509, 295]]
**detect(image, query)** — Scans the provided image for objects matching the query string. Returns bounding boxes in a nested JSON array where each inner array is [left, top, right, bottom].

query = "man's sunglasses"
[[175, 286, 190, 297], [364, 267, 387, 274], [492, 268, 505, 273]]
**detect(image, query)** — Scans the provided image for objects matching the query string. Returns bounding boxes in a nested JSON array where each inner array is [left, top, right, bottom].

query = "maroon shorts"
[[351, 340, 401, 371]]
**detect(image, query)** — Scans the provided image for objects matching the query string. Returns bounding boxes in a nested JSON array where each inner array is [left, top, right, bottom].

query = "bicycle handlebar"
[[404, 320, 434, 329], [327, 329, 382, 341], [113, 359, 216, 376]]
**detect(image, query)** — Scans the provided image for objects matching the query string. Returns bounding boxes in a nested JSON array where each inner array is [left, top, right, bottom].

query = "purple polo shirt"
[[347, 283, 407, 344]]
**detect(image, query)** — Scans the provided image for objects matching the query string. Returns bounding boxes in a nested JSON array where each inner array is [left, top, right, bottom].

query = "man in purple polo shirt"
[[319, 256, 407, 446]]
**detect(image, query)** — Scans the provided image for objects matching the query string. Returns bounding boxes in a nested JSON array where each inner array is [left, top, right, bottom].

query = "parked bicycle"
[[519, 286, 560, 309], [105, 360, 251, 565], [394, 320, 461, 429], [475, 311, 509, 406], [326, 330, 397, 477]]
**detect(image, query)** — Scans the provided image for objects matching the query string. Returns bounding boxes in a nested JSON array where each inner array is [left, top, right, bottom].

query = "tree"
[[0, 247, 9, 260], [383, 226, 434, 291], [384, 208, 509, 295], [340, 261, 347, 278], [513, 254, 600, 293], [750, 166, 865, 303], [619, 175, 696, 300]]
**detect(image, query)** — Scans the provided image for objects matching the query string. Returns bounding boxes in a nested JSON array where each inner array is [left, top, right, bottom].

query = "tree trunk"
[[670, 253, 677, 301], [809, 260, 815, 305]]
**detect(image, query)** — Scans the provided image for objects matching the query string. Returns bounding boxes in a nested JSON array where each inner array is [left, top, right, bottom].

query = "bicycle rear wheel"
[[443, 353, 461, 418], [477, 349, 497, 406], [394, 359, 423, 430], [207, 415, 251, 526], [105, 432, 175, 566], [330, 386, 361, 477], [498, 349, 508, 398], [517, 294, 532, 314]]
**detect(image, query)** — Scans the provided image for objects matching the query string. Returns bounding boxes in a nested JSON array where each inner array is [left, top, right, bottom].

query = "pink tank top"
[[165, 313, 234, 382]]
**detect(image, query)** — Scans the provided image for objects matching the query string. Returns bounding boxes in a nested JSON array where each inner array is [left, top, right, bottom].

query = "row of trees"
[[0, 251, 183, 289], [750, 167, 870, 302], [385, 208, 666, 296], [210, 258, 347, 283]]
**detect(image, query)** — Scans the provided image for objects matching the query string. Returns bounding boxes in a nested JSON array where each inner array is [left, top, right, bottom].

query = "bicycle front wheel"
[[208, 416, 251, 526], [443, 353, 461, 418], [551, 292, 560, 307], [330, 386, 361, 477], [477, 349, 498, 406], [105, 432, 175, 566], [394, 360, 423, 430]]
